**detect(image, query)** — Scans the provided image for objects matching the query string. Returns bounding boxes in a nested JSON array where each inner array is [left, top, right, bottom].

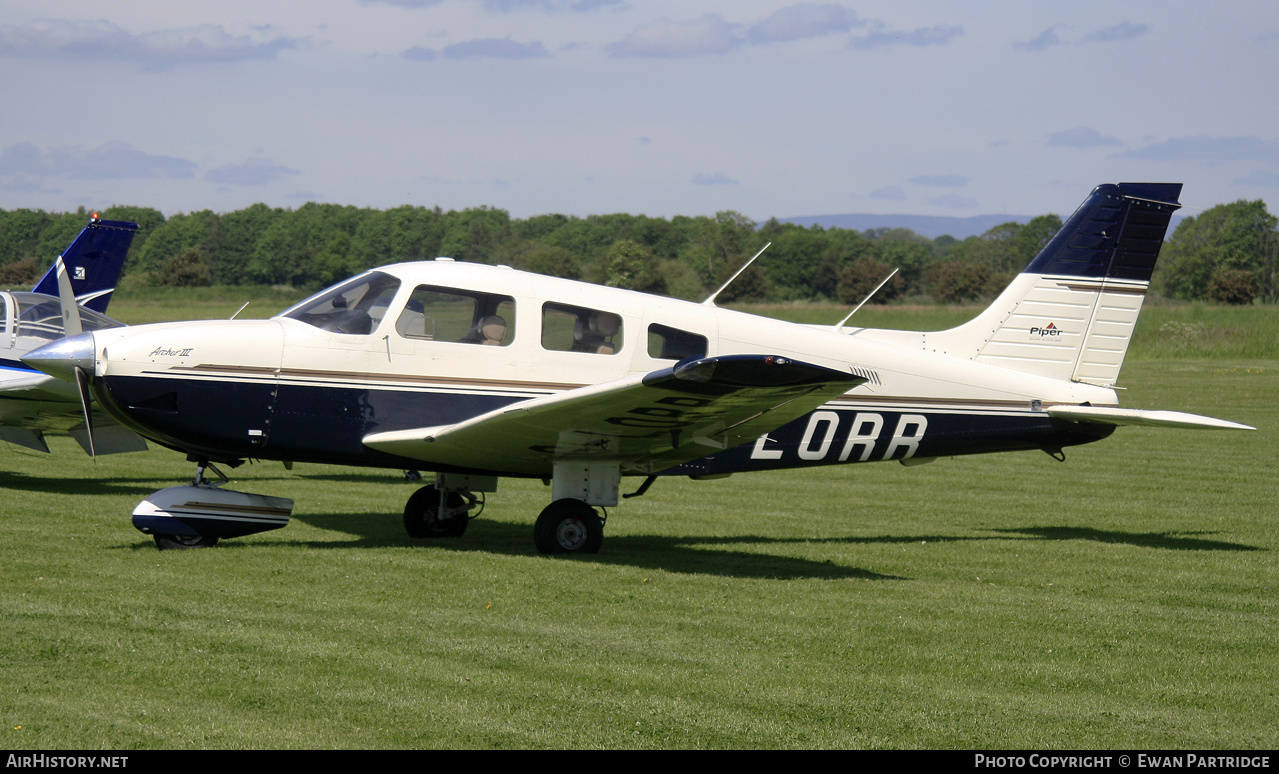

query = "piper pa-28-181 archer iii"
[[23, 183, 1254, 552], [1, 215, 145, 457]]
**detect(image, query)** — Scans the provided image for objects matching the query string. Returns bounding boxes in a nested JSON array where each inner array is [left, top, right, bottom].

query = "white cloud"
[[1122, 136, 1279, 165], [0, 19, 299, 71], [850, 22, 961, 49], [911, 174, 968, 187], [870, 186, 906, 200], [1084, 21, 1150, 43], [1015, 25, 1066, 52], [1047, 127, 1123, 148], [693, 172, 738, 186], [205, 157, 301, 186], [930, 193, 979, 209], [608, 14, 741, 58], [0, 141, 197, 180], [443, 38, 551, 59], [748, 3, 861, 45]]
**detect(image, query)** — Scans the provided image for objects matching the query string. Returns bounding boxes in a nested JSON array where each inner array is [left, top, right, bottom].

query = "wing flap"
[[1048, 405, 1254, 431], [363, 354, 865, 475]]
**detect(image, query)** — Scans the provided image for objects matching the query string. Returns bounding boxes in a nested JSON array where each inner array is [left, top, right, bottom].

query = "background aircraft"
[[0, 216, 146, 456], [24, 184, 1253, 552]]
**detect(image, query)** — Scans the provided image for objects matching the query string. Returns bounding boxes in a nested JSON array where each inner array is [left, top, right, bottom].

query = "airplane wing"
[[362, 354, 865, 475], [1047, 405, 1254, 431]]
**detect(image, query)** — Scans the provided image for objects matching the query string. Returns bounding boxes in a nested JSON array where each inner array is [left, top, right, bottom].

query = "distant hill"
[[777, 213, 1034, 240]]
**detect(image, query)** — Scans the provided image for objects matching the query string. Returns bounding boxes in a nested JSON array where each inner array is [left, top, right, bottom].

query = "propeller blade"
[[74, 366, 95, 458], [55, 256, 84, 337]]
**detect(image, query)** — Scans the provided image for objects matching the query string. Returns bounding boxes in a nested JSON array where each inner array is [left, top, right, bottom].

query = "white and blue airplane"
[[1, 215, 145, 456], [24, 184, 1253, 552]]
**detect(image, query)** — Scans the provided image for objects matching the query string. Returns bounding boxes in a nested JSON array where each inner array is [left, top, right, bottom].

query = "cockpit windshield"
[[10, 292, 121, 345], [279, 271, 402, 335]]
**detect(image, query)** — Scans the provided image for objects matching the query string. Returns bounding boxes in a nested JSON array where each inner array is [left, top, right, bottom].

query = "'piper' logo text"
[[1029, 323, 1062, 337]]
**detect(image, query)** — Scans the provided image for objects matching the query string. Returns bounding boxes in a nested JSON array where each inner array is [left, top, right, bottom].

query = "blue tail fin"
[[1024, 182, 1182, 281], [31, 216, 139, 314], [893, 183, 1182, 387]]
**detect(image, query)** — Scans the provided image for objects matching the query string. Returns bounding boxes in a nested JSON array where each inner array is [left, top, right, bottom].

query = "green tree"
[[837, 257, 905, 305], [203, 203, 282, 284], [0, 257, 40, 288], [0, 209, 52, 267], [1160, 200, 1278, 302], [349, 205, 442, 274], [927, 259, 991, 304], [246, 203, 368, 287], [597, 239, 663, 292], [437, 206, 510, 263], [132, 211, 216, 276], [101, 206, 166, 262], [158, 248, 212, 287], [1206, 268, 1259, 305]]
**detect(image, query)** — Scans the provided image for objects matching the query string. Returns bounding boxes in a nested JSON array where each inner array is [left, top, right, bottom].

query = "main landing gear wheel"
[[154, 534, 219, 551], [404, 485, 469, 538], [534, 499, 603, 555]]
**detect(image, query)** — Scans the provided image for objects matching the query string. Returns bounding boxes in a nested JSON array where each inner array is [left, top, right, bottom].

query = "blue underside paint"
[[100, 374, 1113, 476]]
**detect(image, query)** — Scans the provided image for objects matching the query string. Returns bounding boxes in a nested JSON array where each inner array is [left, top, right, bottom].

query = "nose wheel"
[[534, 499, 604, 555]]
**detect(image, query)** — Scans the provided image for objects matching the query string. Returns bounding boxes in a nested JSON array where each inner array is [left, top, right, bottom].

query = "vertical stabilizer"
[[920, 183, 1181, 386], [31, 217, 139, 314]]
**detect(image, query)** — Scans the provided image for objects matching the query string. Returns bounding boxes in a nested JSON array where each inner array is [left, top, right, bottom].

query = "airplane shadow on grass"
[[0, 469, 305, 498], [211, 512, 902, 581], [0, 471, 181, 498], [147, 511, 1262, 582], [989, 526, 1263, 552]]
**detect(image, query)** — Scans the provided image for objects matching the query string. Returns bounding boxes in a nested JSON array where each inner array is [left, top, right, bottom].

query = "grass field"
[[1, 293, 1275, 749]]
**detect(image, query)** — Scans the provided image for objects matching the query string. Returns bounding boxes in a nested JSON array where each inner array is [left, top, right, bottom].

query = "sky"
[[1, 1, 1277, 225]]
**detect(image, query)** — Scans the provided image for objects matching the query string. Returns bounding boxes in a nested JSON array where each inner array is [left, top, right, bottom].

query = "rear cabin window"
[[395, 285, 515, 346], [541, 302, 623, 355], [647, 323, 708, 361]]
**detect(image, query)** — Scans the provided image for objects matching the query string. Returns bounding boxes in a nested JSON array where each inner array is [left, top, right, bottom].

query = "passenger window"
[[396, 285, 514, 346], [541, 302, 623, 355], [648, 323, 708, 361]]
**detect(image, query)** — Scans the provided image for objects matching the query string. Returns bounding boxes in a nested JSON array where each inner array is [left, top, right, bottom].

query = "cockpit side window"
[[395, 285, 515, 346], [647, 323, 708, 361], [282, 271, 402, 335], [541, 302, 623, 355]]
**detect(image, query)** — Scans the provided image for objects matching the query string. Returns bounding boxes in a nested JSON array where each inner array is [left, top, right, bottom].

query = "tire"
[[404, 485, 469, 538], [154, 534, 219, 550], [533, 499, 603, 555]]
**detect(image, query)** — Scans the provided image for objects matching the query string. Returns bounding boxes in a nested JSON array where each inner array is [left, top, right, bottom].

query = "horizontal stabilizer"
[[1047, 405, 1254, 431]]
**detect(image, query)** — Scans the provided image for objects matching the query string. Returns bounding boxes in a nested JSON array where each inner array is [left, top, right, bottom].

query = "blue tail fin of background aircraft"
[[1023, 182, 1182, 281], [31, 216, 139, 314]]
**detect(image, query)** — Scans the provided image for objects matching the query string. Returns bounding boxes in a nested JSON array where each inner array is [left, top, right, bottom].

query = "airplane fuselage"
[[81, 260, 1115, 477]]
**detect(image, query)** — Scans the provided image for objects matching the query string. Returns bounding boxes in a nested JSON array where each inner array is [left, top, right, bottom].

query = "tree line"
[[0, 199, 1274, 305]]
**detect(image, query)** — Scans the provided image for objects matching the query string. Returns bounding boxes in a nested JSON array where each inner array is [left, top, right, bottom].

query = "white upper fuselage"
[[87, 259, 1117, 420]]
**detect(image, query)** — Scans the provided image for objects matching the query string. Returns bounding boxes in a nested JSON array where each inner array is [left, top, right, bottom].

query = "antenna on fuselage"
[[833, 267, 899, 332], [702, 242, 771, 307]]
